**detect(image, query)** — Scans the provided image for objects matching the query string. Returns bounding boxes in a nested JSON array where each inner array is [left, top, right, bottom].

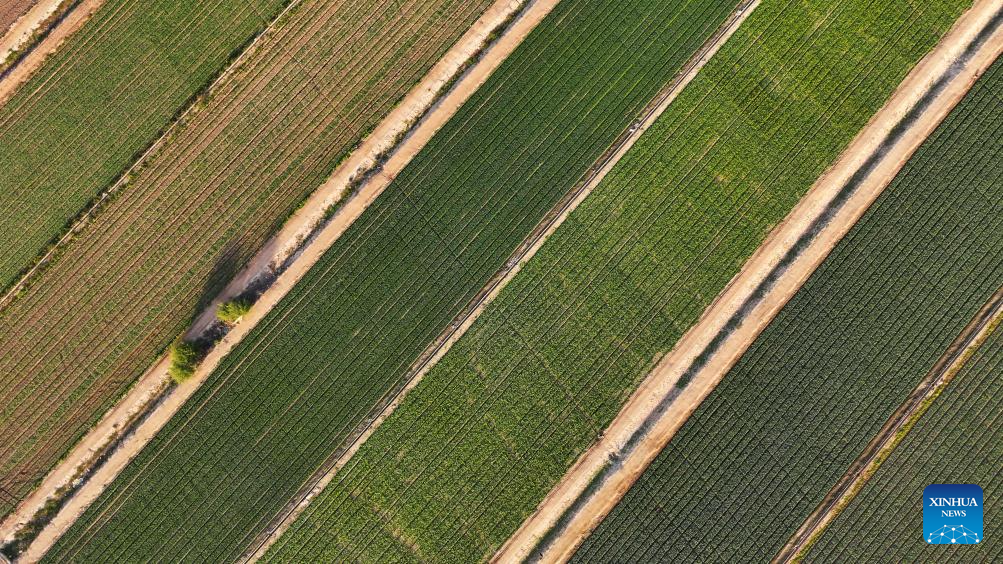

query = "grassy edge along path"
[[806, 324, 1003, 561], [573, 46, 1003, 562], [0, 0, 291, 292], [42, 0, 743, 561], [258, 0, 971, 562], [0, 0, 498, 523]]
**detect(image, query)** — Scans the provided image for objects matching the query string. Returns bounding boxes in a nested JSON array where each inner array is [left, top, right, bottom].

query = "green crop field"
[[805, 61, 1003, 564], [43, 0, 743, 561], [805, 328, 1002, 562], [0, 0, 495, 521], [0, 0, 290, 291], [258, 0, 973, 562], [574, 45, 1003, 562]]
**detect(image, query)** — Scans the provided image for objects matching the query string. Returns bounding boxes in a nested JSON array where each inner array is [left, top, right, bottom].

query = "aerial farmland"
[[0, 0, 1000, 562]]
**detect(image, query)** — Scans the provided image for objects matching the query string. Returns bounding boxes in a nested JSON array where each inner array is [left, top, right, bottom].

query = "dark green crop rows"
[[263, 0, 971, 562], [576, 42, 1003, 563], [44, 0, 741, 561], [0, 0, 289, 290], [806, 61, 1003, 564], [806, 328, 1003, 562]]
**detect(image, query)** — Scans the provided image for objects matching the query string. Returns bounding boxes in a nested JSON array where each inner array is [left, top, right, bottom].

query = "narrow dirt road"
[[0, 0, 102, 106], [502, 1, 1003, 561], [776, 286, 1003, 562], [13, 0, 547, 561]]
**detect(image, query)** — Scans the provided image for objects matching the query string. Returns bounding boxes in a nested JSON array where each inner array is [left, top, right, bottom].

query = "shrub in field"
[[168, 341, 202, 383], [217, 299, 252, 325]]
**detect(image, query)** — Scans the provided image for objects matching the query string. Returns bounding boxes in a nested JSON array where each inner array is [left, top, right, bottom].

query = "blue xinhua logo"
[[923, 484, 983, 545]]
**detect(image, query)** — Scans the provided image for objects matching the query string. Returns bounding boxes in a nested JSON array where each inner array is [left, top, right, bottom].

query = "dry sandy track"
[[12, 0, 546, 561], [503, 1, 1003, 561]]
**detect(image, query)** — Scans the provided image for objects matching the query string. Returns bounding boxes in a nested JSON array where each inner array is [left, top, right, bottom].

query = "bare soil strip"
[[503, 2, 1003, 562], [13, 1, 546, 560], [0, 0, 99, 106], [777, 286, 1003, 563]]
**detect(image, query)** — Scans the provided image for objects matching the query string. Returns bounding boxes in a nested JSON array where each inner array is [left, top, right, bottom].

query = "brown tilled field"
[[0, 0, 36, 35]]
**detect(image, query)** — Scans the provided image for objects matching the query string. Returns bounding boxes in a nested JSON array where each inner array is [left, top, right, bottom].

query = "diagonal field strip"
[[777, 285, 1003, 562], [512, 1, 1003, 561], [38, 1, 751, 561], [239, 2, 760, 560], [10, 0, 544, 559], [567, 6, 1003, 561], [256, 1, 983, 562]]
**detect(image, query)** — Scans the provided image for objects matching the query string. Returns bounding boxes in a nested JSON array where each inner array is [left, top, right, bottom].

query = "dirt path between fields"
[[0, 0, 102, 106], [498, 2, 1003, 562], [11, 0, 546, 561], [776, 286, 1003, 562]]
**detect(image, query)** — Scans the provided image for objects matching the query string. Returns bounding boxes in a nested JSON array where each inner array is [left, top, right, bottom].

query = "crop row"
[[0, 0, 290, 290], [806, 59, 1003, 564], [806, 328, 1002, 561], [575, 40, 1003, 562], [0, 0, 494, 520], [257, 0, 975, 562], [41, 0, 746, 561]]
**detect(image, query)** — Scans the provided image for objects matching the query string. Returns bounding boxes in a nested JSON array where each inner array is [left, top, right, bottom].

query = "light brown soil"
[[12, 1, 545, 561], [499, 1, 1003, 562], [0, 0, 102, 106]]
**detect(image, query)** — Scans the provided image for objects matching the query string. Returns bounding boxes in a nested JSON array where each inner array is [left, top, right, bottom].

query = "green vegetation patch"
[[265, 0, 974, 562], [44, 0, 741, 561], [576, 39, 1003, 562]]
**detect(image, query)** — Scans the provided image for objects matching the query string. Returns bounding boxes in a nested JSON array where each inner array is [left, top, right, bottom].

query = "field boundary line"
[[0, 0, 95, 105], [507, 2, 1003, 562], [777, 286, 1003, 562], [12, 0, 545, 560], [241, 1, 763, 560]]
